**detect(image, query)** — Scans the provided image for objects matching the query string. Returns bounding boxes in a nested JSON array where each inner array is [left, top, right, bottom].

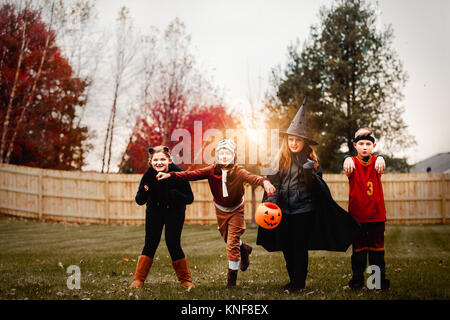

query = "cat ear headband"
[[148, 146, 170, 154]]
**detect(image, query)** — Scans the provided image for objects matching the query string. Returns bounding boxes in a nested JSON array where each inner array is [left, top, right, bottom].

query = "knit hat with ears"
[[215, 139, 236, 160]]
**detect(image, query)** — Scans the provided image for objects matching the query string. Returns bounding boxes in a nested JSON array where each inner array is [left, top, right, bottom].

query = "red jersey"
[[347, 155, 386, 223]]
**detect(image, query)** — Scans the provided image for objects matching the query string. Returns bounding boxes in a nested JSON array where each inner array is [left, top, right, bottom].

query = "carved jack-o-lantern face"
[[255, 202, 282, 229]]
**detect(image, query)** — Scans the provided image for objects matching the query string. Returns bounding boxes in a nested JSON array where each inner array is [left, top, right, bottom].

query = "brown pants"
[[215, 204, 246, 261]]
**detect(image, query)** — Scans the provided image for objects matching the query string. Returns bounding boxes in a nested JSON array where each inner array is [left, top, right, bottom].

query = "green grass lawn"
[[0, 216, 449, 300]]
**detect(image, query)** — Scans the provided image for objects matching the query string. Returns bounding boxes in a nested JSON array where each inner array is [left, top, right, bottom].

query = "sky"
[[90, 0, 450, 171]]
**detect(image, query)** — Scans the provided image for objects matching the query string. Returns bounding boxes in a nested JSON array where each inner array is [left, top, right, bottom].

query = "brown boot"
[[239, 242, 253, 271], [172, 258, 195, 290], [129, 255, 153, 289], [227, 269, 238, 287]]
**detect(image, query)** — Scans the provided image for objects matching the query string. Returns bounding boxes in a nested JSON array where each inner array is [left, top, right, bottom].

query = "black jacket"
[[257, 164, 361, 252], [269, 151, 318, 214], [135, 164, 194, 212]]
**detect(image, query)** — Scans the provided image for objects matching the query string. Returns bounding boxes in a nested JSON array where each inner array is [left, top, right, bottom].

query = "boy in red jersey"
[[343, 128, 390, 290]]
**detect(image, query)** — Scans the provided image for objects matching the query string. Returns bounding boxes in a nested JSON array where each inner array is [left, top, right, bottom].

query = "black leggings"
[[280, 212, 315, 288], [142, 208, 185, 261]]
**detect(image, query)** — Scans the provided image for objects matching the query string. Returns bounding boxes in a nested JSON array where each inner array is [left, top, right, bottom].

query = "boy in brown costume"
[[157, 139, 276, 287]]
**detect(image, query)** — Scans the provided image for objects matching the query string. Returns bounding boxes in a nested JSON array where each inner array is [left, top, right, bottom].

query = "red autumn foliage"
[[0, 3, 90, 169], [119, 105, 239, 173]]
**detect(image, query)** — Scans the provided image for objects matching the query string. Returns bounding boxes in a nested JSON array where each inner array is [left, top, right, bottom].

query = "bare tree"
[[118, 18, 225, 173], [139, 18, 221, 144], [101, 6, 139, 173], [45, 0, 104, 128]]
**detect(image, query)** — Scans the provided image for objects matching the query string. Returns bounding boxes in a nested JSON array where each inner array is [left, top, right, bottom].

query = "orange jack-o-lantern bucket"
[[255, 202, 282, 229]]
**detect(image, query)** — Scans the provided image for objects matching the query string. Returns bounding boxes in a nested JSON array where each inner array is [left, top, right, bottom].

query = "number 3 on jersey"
[[367, 181, 374, 196]]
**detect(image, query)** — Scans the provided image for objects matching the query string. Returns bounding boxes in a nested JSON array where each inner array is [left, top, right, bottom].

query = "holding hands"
[[156, 170, 276, 197], [156, 172, 171, 180], [263, 180, 276, 197]]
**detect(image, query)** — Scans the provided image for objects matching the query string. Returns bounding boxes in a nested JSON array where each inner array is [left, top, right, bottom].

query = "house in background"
[[410, 152, 450, 173]]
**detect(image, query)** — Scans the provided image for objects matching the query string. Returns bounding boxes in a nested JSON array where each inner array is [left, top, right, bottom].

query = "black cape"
[[256, 170, 361, 252]]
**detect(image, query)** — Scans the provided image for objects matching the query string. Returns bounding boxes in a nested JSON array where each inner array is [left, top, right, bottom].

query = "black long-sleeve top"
[[135, 163, 194, 211]]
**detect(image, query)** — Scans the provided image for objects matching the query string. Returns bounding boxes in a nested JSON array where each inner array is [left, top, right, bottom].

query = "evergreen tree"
[[268, 0, 415, 172]]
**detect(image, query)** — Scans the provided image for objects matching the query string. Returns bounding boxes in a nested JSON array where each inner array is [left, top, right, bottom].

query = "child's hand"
[[303, 159, 315, 170], [263, 180, 276, 197], [156, 172, 171, 180], [144, 185, 149, 191], [375, 156, 385, 174], [343, 157, 355, 174]]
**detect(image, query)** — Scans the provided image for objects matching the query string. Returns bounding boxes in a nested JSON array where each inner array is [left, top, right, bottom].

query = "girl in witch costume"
[[256, 98, 361, 293], [130, 146, 195, 290], [157, 139, 276, 287]]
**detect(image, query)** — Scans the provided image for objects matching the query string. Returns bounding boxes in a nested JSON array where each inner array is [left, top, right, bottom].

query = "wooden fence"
[[0, 163, 448, 225]]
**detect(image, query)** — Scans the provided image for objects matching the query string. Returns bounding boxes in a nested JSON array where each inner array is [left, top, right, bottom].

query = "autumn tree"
[[118, 18, 227, 173], [120, 105, 238, 173], [267, 0, 415, 172], [100, 6, 139, 173], [0, 2, 90, 169]]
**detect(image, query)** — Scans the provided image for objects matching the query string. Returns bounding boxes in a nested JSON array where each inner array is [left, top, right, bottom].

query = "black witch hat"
[[280, 97, 318, 145]]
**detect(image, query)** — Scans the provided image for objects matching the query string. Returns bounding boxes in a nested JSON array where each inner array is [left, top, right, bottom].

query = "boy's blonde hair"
[[353, 127, 376, 144], [354, 128, 373, 139]]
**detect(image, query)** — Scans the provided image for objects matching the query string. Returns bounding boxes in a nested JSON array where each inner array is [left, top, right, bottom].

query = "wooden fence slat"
[[104, 174, 110, 224], [442, 173, 447, 224], [0, 163, 448, 225], [43, 193, 105, 201], [38, 169, 43, 220], [0, 205, 39, 214], [0, 186, 39, 195]]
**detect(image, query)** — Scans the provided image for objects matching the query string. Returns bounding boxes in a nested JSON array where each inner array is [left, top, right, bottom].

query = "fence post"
[[104, 174, 110, 224], [38, 169, 43, 220], [250, 185, 257, 228], [441, 174, 447, 224]]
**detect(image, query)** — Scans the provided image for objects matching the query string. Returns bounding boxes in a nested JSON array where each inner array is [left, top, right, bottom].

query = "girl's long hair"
[[276, 135, 319, 174]]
